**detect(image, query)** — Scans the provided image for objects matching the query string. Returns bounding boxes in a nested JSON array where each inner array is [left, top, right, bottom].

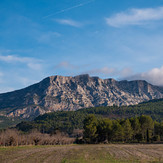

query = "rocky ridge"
[[0, 74, 163, 119]]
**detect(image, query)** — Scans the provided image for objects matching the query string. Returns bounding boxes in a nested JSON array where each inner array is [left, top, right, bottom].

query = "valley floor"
[[0, 144, 162, 163]]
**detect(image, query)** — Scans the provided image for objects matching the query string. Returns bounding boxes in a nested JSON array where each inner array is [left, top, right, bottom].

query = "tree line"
[[82, 115, 163, 144], [1, 114, 162, 146]]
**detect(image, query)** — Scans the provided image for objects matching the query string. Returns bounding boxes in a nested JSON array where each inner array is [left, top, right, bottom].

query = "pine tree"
[[139, 115, 154, 142], [97, 118, 112, 143], [122, 119, 133, 142], [111, 121, 124, 142], [83, 114, 98, 143], [130, 117, 141, 141]]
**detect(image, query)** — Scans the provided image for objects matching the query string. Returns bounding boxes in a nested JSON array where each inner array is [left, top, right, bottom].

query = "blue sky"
[[0, 0, 163, 93]]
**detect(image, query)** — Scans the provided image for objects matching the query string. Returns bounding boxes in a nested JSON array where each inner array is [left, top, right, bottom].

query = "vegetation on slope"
[[16, 98, 163, 135], [0, 116, 21, 129]]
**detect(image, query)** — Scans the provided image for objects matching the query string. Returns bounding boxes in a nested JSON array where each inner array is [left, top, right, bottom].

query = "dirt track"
[[0, 144, 162, 163]]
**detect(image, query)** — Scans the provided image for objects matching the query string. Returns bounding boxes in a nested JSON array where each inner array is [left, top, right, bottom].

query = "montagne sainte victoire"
[[0, 74, 163, 119]]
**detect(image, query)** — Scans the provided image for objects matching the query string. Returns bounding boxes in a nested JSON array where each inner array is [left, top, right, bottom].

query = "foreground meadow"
[[0, 144, 162, 163]]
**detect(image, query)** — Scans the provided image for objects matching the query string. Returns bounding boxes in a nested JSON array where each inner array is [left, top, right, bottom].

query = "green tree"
[[122, 119, 133, 142], [154, 121, 163, 141], [111, 120, 124, 142], [139, 115, 154, 142], [97, 118, 112, 143], [159, 122, 163, 141], [130, 117, 141, 141], [83, 114, 98, 143]]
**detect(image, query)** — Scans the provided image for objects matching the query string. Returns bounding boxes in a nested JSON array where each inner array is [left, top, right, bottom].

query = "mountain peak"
[[0, 74, 163, 119], [74, 74, 90, 80]]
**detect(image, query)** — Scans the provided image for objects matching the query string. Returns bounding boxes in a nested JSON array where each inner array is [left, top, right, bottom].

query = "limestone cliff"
[[0, 74, 163, 119]]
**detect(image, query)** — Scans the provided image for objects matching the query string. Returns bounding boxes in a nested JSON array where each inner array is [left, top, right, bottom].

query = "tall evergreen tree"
[[122, 119, 133, 142], [130, 117, 141, 141], [97, 118, 112, 142], [139, 115, 154, 142], [111, 121, 124, 141], [83, 114, 98, 143]]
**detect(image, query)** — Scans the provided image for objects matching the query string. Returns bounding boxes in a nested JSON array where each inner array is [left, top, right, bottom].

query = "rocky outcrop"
[[0, 74, 163, 119]]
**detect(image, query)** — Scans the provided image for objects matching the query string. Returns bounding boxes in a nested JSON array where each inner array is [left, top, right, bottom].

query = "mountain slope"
[[0, 74, 163, 119], [16, 98, 163, 134]]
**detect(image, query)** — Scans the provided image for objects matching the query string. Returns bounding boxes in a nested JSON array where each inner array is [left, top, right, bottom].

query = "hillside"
[[0, 74, 163, 120], [16, 98, 163, 134]]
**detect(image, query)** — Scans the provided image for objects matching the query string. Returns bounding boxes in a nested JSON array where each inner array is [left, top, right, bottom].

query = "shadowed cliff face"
[[0, 74, 163, 119]]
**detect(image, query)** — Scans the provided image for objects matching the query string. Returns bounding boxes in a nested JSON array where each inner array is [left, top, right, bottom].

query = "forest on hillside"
[[16, 98, 163, 134], [0, 98, 162, 146]]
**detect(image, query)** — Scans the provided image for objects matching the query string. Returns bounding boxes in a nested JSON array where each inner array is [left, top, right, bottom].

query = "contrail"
[[43, 0, 95, 19]]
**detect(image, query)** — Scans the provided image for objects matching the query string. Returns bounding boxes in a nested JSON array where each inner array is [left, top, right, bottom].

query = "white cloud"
[[124, 66, 163, 86], [54, 62, 163, 86], [84, 66, 163, 86], [106, 7, 163, 27], [0, 55, 42, 70], [55, 19, 82, 27]]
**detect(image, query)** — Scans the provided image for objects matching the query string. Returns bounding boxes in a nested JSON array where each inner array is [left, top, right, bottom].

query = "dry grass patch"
[[0, 144, 162, 163]]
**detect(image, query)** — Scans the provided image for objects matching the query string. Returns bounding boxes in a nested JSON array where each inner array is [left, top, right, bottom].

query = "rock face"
[[0, 74, 163, 119]]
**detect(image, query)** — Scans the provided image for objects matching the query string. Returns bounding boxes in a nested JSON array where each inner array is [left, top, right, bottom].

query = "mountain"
[[0, 74, 163, 119]]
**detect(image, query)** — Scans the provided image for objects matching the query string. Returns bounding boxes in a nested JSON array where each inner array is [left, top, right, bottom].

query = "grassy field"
[[0, 144, 162, 163]]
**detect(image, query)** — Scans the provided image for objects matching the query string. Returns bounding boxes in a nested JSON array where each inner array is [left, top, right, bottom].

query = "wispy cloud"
[[123, 66, 163, 86], [17, 76, 38, 87], [84, 66, 163, 86], [0, 87, 15, 93], [43, 0, 95, 19], [54, 61, 78, 69], [106, 6, 163, 27], [0, 74, 39, 93], [0, 55, 42, 70], [37, 31, 61, 43], [0, 71, 3, 77], [55, 19, 82, 27], [85, 67, 115, 75], [0, 71, 4, 84], [0, 54, 45, 93], [83, 67, 133, 77]]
